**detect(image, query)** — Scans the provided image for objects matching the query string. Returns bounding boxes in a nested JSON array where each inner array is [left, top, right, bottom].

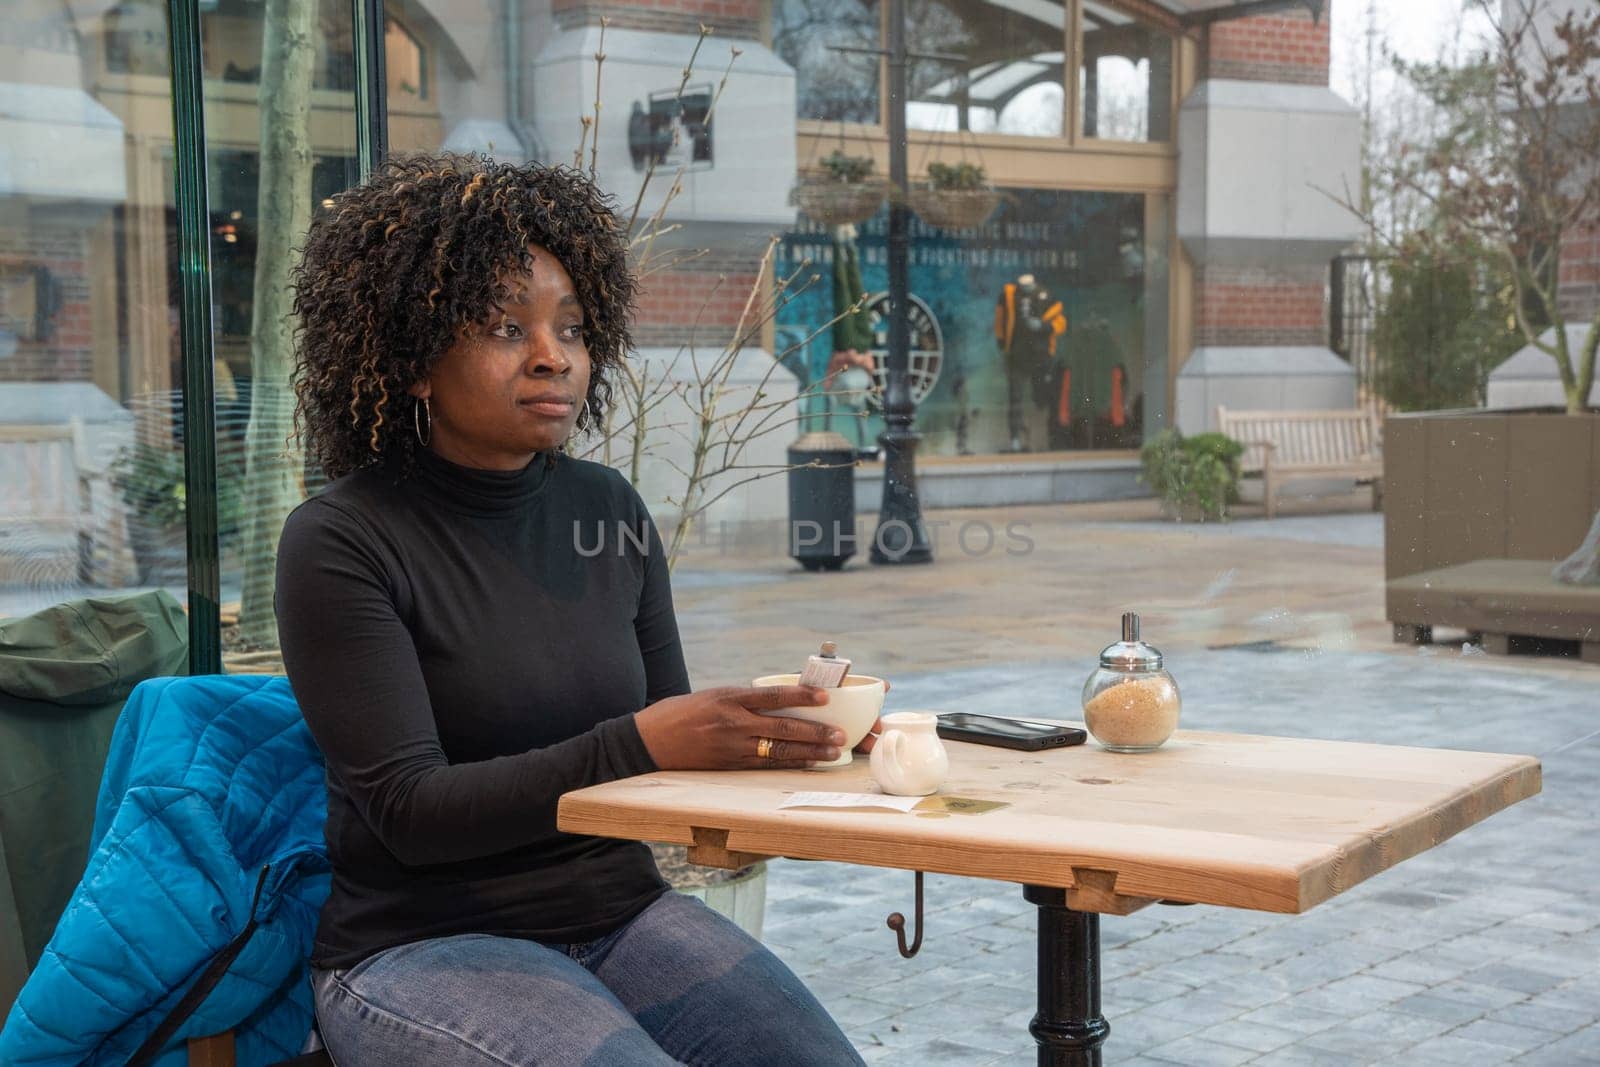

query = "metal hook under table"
[[885, 870, 924, 958]]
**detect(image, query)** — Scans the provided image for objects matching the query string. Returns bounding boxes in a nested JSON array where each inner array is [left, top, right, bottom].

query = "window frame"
[[1070, 0, 1180, 153], [786, 0, 1182, 168], [384, 13, 430, 104]]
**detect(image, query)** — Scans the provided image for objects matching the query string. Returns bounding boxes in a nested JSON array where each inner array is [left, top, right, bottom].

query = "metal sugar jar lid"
[[1098, 612, 1164, 672]]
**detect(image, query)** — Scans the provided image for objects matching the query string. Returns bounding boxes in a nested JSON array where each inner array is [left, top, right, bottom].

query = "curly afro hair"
[[291, 154, 636, 479]]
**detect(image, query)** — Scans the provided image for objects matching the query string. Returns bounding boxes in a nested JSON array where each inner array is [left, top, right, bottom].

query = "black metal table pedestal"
[[1024, 885, 1110, 1066]]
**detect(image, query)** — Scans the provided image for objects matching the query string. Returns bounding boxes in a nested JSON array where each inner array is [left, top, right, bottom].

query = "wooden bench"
[[1217, 407, 1384, 519]]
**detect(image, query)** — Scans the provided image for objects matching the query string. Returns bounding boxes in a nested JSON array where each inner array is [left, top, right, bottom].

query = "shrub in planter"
[[1140, 429, 1243, 522]]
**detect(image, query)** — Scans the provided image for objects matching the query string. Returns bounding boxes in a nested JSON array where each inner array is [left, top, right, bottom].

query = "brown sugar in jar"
[[1082, 674, 1180, 751], [1081, 613, 1182, 753]]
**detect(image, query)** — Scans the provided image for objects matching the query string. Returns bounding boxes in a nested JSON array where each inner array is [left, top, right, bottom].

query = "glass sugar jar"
[[1081, 613, 1181, 753]]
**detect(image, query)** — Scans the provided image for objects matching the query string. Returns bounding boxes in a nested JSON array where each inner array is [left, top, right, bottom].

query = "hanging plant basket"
[[909, 184, 1003, 230], [790, 173, 889, 227]]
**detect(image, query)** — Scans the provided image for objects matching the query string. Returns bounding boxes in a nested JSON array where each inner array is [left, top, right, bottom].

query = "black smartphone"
[[935, 713, 1086, 752]]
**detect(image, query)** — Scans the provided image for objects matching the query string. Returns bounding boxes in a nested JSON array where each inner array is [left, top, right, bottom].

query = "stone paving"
[[669, 501, 1600, 1065], [4, 494, 1595, 1063]]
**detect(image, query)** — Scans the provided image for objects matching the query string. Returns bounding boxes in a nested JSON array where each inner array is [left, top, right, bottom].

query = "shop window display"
[[779, 189, 1165, 456]]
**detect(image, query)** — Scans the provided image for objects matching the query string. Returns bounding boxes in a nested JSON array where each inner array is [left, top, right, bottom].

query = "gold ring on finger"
[[756, 737, 775, 760]]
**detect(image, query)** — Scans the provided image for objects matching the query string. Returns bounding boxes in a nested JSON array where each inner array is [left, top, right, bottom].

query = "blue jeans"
[[311, 891, 864, 1066]]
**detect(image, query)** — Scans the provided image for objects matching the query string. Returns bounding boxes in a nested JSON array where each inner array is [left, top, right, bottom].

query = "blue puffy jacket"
[[0, 674, 330, 1066]]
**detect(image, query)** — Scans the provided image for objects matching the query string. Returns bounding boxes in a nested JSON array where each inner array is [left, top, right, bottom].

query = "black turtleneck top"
[[274, 448, 689, 969]]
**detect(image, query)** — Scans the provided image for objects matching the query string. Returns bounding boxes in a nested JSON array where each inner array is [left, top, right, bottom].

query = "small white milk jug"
[[870, 712, 950, 797]]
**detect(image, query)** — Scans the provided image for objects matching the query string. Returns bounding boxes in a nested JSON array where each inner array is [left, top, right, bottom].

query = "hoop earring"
[[414, 397, 431, 447]]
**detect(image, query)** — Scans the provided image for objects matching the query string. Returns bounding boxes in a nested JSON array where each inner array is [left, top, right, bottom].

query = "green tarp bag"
[[0, 590, 187, 1014]]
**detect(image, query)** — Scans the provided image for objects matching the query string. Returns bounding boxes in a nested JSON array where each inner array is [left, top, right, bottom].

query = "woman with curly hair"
[[274, 154, 867, 1065]]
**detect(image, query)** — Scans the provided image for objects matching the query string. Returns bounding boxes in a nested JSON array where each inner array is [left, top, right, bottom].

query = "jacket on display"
[[0, 673, 330, 1067], [1055, 320, 1129, 430], [994, 282, 1067, 361]]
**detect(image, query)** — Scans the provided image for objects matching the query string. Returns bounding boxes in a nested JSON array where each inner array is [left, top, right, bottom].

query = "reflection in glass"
[[191, 0, 360, 91], [907, 0, 1066, 139], [1, 0, 181, 620], [381, 7, 487, 156], [199, 0, 360, 657], [774, 0, 881, 124], [104, 0, 170, 76], [1078, 1, 1173, 142], [385, 17, 428, 102]]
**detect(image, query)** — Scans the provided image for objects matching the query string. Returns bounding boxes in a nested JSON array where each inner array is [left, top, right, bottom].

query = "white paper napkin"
[[778, 791, 923, 813]]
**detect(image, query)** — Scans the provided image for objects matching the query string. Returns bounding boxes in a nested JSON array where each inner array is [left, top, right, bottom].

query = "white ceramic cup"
[[750, 673, 887, 767]]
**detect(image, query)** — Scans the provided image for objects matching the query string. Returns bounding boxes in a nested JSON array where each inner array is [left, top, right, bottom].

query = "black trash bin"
[[787, 431, 857, 571]]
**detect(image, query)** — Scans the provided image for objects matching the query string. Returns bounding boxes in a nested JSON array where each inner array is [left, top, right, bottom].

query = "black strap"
[[126, 864, 272, 1067]]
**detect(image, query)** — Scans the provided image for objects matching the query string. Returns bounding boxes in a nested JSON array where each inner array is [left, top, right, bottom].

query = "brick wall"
[[1206, 8, 1331, 86], [0, 222, 95, 384], [1195, 264, 1328, 347], [633, 251, 763, 349], [553, 0, 759, 39], [1558, 222, 1600, 322]]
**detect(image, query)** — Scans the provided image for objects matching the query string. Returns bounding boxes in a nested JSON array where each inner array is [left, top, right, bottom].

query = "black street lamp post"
[[870, 0, 932, 565], [834, 13, 961, 565]]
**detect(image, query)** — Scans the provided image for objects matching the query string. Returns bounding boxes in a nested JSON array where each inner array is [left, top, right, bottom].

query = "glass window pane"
[[384, 3, 483, 156], [1078, 1, 1173, 142], [386, 17, 428, 102], [199, 0, 361, 662], [193, 0, 359, 91], [1, 0, 186, 622], [774, 0, 881, 124], [907, 0, 1066, 139], [780, 189, 1168, 455], [104, 0, 170, 75]]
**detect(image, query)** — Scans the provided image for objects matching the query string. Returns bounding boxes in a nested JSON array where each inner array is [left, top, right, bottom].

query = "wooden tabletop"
[[559, 727, 1541, 916]]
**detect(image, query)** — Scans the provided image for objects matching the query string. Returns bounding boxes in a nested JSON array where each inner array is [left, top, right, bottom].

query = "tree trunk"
[[235, 0, 316, 649], [1575, 319, 1600, 415]]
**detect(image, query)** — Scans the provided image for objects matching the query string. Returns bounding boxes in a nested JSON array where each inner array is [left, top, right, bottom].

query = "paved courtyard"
[[2, 494, 1594, 1063], [669, 499, 1600, 1065]]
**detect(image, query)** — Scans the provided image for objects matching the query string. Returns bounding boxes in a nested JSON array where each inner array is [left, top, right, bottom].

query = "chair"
[[0, 675, 329, 1067]]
